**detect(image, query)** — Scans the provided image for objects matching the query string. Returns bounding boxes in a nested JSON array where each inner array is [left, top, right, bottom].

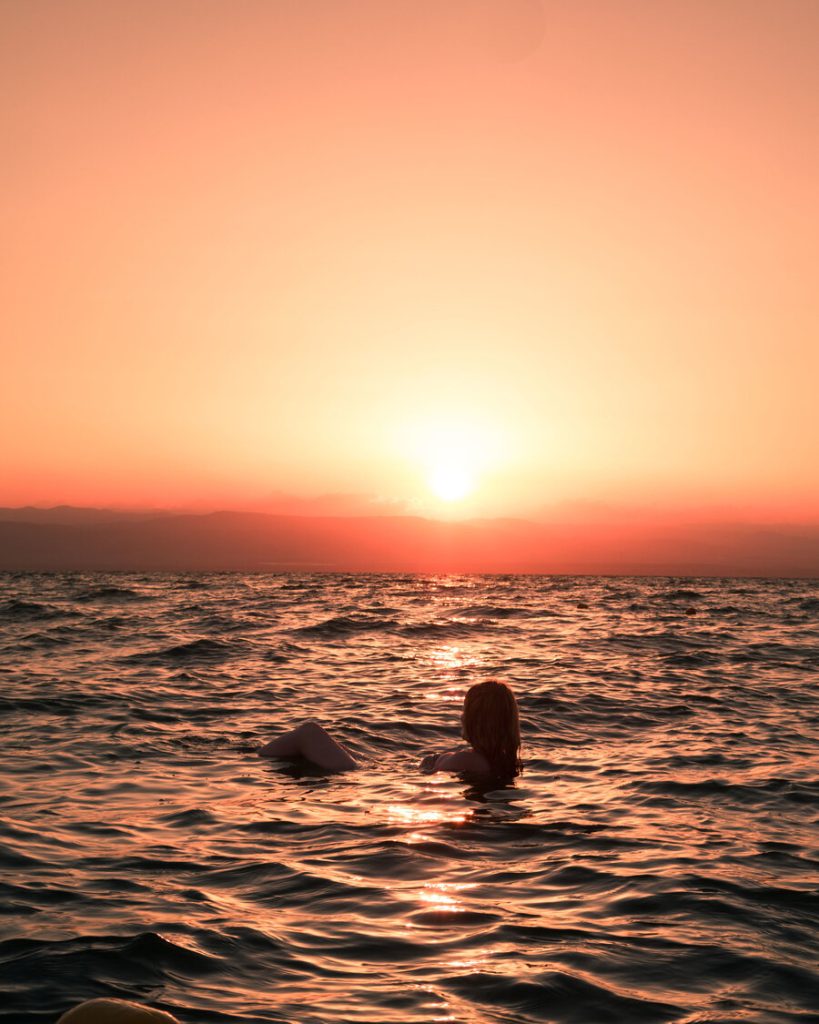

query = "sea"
[[1, 573, 818, 1024]]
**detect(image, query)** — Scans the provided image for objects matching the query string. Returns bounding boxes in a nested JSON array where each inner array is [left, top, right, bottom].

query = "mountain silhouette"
[[1, 508, 817, 576]]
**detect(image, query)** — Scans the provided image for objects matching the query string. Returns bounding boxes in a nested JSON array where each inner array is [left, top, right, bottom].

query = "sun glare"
[[429, 462, 474, 502], [398, 415, 505, 508]]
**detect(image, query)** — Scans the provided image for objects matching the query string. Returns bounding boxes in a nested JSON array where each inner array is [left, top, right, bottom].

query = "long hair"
[[462, 679, 522, 778]]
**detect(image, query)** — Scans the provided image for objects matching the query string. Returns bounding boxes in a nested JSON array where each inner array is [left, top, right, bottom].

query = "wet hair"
[[461, 679, 522, 778]]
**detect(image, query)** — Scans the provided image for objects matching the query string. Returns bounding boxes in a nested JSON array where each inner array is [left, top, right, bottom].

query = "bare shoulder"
[[434, 747, 491, 774]]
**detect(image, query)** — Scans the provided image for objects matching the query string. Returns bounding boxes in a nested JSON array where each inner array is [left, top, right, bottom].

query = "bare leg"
[[258, 720, 358, 772]]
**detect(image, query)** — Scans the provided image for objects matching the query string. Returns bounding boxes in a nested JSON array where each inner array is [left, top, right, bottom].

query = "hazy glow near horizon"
[[2, 0, 818, 521]]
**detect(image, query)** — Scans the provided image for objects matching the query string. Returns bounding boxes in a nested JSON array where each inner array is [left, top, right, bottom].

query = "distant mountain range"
[[0, 506, 166, 526], [0, 506, 817, 576]]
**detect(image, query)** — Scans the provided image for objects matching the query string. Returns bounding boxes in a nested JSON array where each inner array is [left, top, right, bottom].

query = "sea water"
[[1, 573, 818, 1023]]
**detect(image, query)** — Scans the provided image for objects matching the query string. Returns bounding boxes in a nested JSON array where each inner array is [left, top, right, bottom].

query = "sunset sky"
[[3, 0, 818, 522]]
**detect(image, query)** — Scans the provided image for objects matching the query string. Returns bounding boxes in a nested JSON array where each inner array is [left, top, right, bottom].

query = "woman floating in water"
[[258, 679, 523, 778]]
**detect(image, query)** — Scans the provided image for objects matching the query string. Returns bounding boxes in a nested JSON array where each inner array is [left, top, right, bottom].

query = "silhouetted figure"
[[258, 679, 523, 778]]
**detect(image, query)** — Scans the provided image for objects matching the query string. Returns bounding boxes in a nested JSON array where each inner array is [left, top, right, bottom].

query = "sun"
[[397, 415, 503, 506], [428, 461, 475, 502]]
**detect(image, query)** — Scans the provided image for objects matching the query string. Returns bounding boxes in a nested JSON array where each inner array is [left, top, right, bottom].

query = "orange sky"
[[3, 0, 818, 522]]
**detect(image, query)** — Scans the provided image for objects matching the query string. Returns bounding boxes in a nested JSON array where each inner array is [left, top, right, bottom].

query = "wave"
[[399, 617, 519, 639], [75, 585, 151, 602], [120, 637, 245, 665], [0, 599, 67, 621], [454, 604, 522, 619], [634, 776, 819, 808], [0, 692, 113, 717], [294, 615, 398, 638], [443, 968, 681, 1021]]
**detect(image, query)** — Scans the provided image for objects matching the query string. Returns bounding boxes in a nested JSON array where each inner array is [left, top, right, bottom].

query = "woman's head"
[[461, 679, 522, 778]]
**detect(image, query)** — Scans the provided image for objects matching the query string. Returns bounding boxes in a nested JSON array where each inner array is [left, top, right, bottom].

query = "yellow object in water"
[[57, 998, 180, 1024]]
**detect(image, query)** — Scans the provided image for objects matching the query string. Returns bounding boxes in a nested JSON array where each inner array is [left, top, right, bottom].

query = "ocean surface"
[[1, 573, 818, 1024]]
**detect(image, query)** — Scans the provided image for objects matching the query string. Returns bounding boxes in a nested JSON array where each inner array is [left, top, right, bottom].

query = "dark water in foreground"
[[1, 573, 818, 1024]]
